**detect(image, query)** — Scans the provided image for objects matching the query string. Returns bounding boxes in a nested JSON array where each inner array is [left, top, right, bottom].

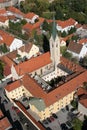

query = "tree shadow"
[[42, 34, 50, 52], [81, 118, 87, 130]]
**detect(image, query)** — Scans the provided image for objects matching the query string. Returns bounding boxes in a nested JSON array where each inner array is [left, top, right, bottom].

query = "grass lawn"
[[72, 118, 83, 130]]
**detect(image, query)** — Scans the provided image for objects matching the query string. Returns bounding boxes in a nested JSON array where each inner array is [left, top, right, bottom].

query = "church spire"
[[52, 16, 57, 40], [49, 16, 60, 70]]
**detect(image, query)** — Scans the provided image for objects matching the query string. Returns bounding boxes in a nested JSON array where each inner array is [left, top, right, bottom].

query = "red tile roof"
[[0, 8, 6, 15], [5, 80, 21, 92], [0, 109, 4, 119], [60, 34, 73, 42], [57, 18, 77, 28], [0, 30, 14, 46], [15, 52, 51, 75], [0, 55, 15, 67], [79, 38, 87, 44], [22, 23, 33, 32], [5, 70, 87, 107], [0, 117, 11, 130], [14, 100, 45, 130], [77, 88, 87, 108], [19, 43, 33, 53], [68, 42, 82, 54], [24, 12, 38, 19], [0, 15, 8, 22], [7, 6, 24, 16], [22, 17, 44, 33]]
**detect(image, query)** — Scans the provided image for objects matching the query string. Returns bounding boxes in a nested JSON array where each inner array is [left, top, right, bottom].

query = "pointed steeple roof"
[[52, 16, 57, 40]]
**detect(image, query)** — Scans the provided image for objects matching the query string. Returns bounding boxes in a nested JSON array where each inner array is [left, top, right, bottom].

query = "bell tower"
[[49, 17, 60, 70]]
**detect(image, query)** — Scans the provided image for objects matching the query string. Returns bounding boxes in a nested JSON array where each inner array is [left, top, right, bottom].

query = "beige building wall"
[[5, 79, 75, 120], [0, 19, 9, 28], [17, 44, 39, 59], [28, 91, 75, 120]]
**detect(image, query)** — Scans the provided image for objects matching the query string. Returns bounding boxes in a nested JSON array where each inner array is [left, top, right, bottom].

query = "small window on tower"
[[52, 44, 54, 47]]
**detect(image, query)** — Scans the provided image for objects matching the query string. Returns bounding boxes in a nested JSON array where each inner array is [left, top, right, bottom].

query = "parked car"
[[46, 127, 52, 130], [52, 113, 58, 118], [61, 108, 66, 112], [50, 116, 55, 121], [42, 119, 48, 124], [66, 121, 72, 129], [47, 117, 51, 123], [60, 123, 68, 130]]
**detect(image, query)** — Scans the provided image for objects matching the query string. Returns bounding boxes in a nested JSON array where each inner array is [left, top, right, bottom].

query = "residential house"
[[0, 30, 23, 52], [67, 42, 87, 58], [0, 16, 9, 28], [0, 117, 12, 130], [56, 18, 78, 33], [60, 34, 74, 46], [17, 43, 39, 59], [22, 17, 45, 36], [79, 38, 87, 45], [7, 6, 24, 19], [77, 88, 87, 116], [24, 12, 39, 24], [0, 109, 12, 130]]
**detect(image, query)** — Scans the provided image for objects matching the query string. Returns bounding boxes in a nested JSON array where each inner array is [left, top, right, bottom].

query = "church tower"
[[49, 17, 60, 70]]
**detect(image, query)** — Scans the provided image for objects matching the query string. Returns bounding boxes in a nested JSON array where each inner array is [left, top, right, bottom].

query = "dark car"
[[60, 123, 68, 130], [47, 117, 51, 123], [52, 113, 58, 118], [46, 127, 52, 130]]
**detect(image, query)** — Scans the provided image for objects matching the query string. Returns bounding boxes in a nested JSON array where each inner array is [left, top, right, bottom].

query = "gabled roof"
[[24, 12, 38, 19], [68, 42, 82, 54], [0, 117, 11, 130], [77, 88, 87, 108], [0, 55, 15, 76], [15, 52, 51, 75], [7, 6, 24, 16], [22, 23, 33, 32], [22, 17, 45, 32], [5, 80, 21, 92], [79, 38, 87, 44], [57, 18, 77, 28], [0, 30, 14, 46], [0, 16, 8, 22], [18, 43, 33, 53], [60, 34, 73, 42], [0, 8, 7, 15], [5, 70, 87, 107]]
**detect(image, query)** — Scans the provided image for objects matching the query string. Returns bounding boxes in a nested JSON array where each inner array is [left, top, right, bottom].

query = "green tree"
[[63, 51, 72, 60], [0, 60, 5, 79]]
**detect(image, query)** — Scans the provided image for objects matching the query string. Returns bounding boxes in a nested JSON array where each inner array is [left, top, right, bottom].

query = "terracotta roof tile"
[[0, 8, 6, 15], [23, 18, 45, 32], [0, 109, 4, 119], [14, 100, 45, 130], [5, 80, 21, 92], [24, 12, 38, 19], [6, 70, 87, 107], [0, 15, 8, 22], [68, 42, 82, 54], [60, 34, 73, 42], [19, 43, 33, 53], [15, 52, 51, 75], [0, 117, 11, 130], [77, 88, 87, 108], [7, 50, 17, 60], [7, 6, 24, 16], [0, 55, 15, 67], [57, 18, 77, 28], [0, 30, 14, 46], [79, 38, 87, 44]]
